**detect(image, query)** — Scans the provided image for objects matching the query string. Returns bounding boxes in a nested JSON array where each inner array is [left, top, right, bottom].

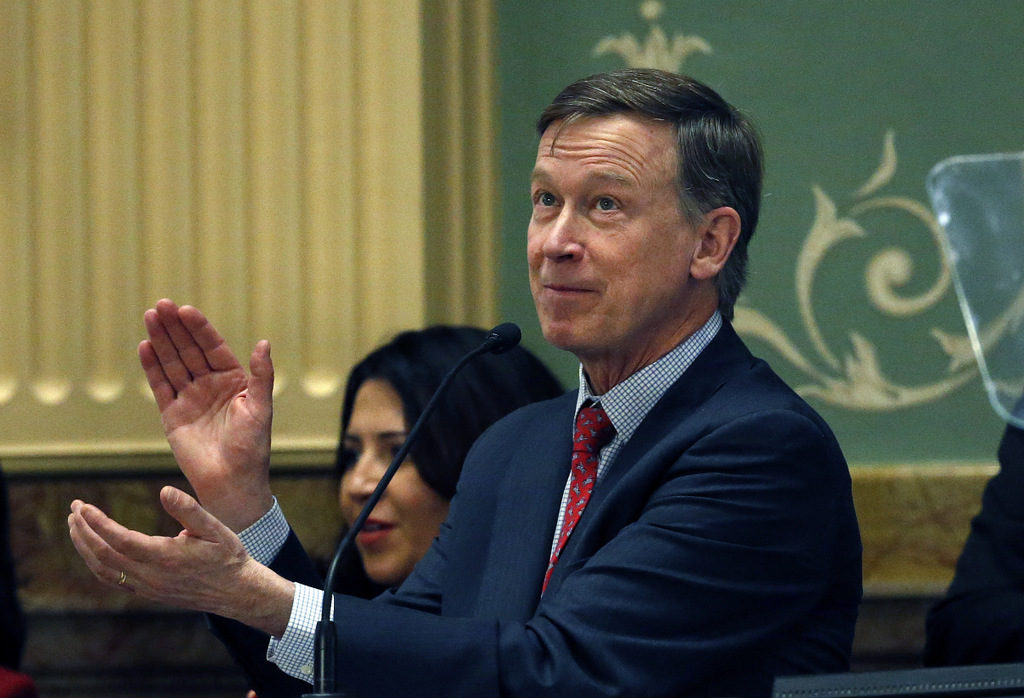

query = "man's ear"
[[690, 206, 742, 280]]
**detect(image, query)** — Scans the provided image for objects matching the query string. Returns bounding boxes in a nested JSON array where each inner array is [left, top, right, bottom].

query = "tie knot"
[[573, 404, 615, 454]]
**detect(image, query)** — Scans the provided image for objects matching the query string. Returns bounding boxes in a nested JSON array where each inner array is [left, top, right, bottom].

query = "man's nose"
[[541, 208, 585, 260]]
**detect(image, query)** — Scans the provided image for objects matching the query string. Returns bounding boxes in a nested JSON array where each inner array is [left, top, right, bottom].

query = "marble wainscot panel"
[[8, 467, 343, 698]]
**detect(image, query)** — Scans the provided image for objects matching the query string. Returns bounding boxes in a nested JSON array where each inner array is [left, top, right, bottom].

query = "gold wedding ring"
[[117, 570, 127, 586]]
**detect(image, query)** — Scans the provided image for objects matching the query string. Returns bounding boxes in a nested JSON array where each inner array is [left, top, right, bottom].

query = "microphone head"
[[484, 322, 521, 354]]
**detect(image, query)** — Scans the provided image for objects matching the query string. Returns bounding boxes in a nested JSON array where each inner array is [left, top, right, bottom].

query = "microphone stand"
[[303, 323, 520, 697]]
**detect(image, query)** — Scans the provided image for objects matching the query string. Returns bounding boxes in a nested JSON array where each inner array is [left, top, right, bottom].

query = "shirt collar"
[[575, 311, 722, 442]]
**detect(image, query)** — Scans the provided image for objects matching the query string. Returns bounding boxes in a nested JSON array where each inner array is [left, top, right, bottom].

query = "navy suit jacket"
[[212, 322, 862, 697]]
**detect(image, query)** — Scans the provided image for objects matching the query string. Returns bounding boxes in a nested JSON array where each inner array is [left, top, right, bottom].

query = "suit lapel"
[[470, 392, 577, 618], [601, 321, 754, 493], [543, 322, 756, 592]]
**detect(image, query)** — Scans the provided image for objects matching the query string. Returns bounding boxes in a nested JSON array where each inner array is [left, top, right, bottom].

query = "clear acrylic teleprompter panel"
[[928, 152, 1024, 428]]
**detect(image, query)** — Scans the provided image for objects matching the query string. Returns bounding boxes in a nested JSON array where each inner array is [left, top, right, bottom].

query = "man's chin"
[[539, 323, 592, 357]]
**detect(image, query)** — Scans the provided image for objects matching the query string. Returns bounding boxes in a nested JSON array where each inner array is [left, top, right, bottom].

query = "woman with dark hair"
[[242, 326, 564, 695], [333, 325, 564, 595]]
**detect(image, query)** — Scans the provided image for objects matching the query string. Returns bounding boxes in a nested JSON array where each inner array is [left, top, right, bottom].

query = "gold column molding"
[[0, 0, 497, 470], [421, 0, 499, 324]]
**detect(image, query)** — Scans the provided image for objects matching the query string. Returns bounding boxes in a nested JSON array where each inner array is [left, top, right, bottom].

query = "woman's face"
[[338, 379, 450, 586]]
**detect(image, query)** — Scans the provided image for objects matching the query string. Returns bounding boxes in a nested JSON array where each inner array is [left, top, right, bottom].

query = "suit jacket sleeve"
[[925, 424, 1024, 665]]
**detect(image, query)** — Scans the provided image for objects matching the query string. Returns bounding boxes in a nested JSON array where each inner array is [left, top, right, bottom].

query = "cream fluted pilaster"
[[0, 0, 497, 470]]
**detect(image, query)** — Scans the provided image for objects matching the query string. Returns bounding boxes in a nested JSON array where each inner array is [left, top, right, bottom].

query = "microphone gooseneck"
[[303, 323, 522, 698]]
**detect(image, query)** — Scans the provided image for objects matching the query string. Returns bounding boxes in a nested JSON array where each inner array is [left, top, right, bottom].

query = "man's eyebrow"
[[530, 167, 553, 185], [586, 169, 633, 186], [530, 167, 634, 187]]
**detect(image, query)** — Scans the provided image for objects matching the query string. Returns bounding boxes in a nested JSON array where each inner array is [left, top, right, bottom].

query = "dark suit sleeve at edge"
[[925, 424, 1024, 665]]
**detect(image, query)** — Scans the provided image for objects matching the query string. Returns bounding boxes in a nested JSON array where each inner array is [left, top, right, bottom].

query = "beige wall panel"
[[85, 0, 140, 404], [247, 0, 305, 399], [0, 0, 498, 468], [32, 0, 88, 406], [301, 1, 359, 400], [193, 0, 248, 343], [350, 1, 426, 344], [0, 0, 33, 404], [422, 0, 498, 327], [434, 0, 469, 315], [138, 2, 194, 301], [462, 0, 498, 326]]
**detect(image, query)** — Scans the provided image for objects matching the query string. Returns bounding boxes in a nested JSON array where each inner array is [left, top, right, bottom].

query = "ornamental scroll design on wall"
[[732, 132, 980, 410], [593, 0, 711, 73], [593, 1, 1024, 412]]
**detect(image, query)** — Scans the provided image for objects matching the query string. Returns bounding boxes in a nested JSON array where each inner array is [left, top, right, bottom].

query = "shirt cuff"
[[237, 496, 290, 565], [266, 582, 330, 684]]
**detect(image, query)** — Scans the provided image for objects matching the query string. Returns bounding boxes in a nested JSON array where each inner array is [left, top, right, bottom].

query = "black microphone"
[[481, 322, 521, 354], [303, 322, 522, 697]]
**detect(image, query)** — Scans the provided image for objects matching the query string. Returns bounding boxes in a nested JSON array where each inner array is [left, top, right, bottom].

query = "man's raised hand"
[[138, 299, 274, 531]]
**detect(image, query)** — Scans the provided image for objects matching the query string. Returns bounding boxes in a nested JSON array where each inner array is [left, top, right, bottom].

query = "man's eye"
[[537, 192, 557, 206], [596, 197, 617, 211]]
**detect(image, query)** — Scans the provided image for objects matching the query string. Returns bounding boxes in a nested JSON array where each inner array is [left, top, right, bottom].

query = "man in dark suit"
[[925, 415, 1024, 665], [68, 69, 861, 697]]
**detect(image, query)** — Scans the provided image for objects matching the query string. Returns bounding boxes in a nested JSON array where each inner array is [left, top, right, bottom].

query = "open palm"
[[138, 299, 275, 532]]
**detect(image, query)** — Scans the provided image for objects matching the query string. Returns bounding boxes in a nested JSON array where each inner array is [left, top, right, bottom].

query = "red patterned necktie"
[[542, 403, 616, 593]]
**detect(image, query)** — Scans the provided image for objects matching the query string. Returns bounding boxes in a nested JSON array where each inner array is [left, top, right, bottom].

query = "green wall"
[[497, 1, 1024, 465]]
